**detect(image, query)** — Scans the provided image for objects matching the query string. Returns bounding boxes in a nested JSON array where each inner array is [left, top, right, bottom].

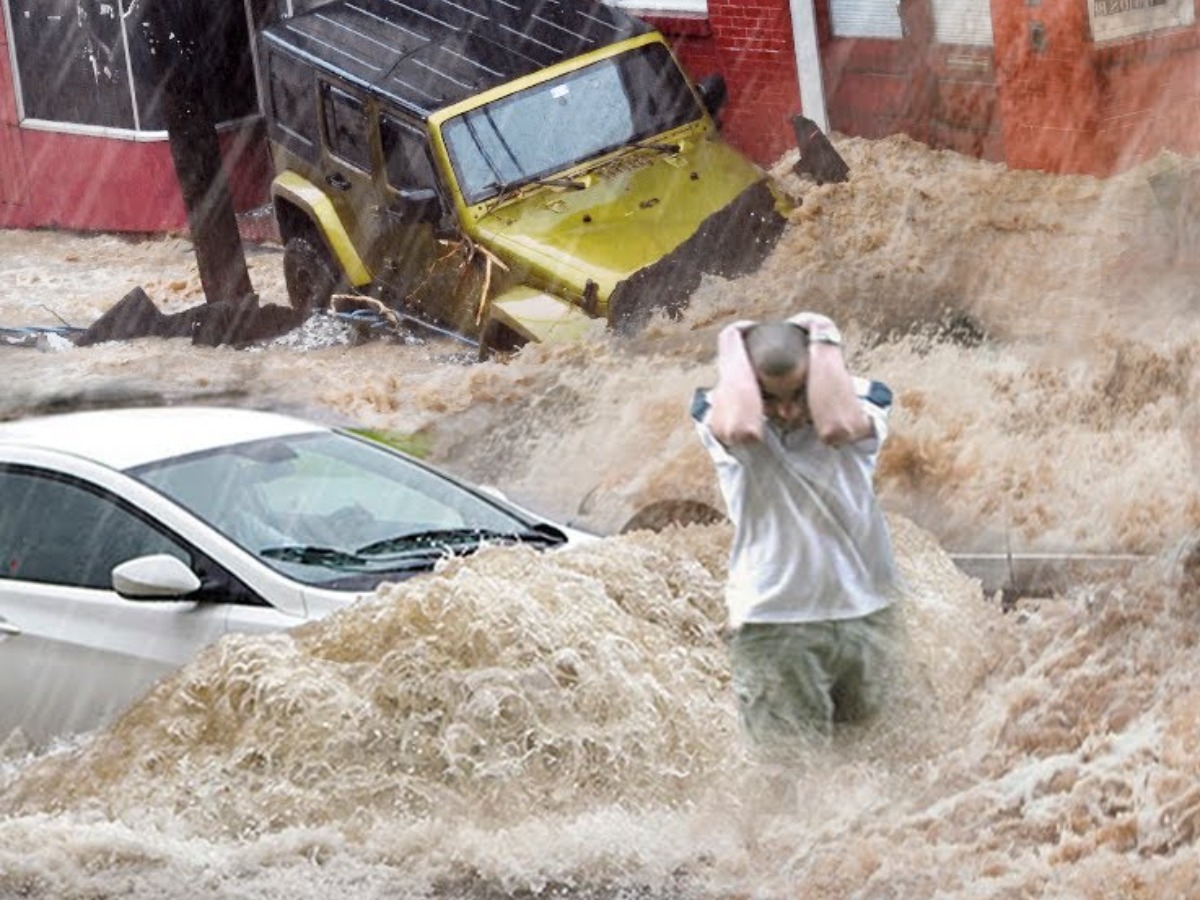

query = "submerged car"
[[259, 0, 790, 356], [0, 405, 579, 746]]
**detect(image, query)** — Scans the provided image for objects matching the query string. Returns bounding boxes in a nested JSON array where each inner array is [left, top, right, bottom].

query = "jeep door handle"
[[0, 618, 20, 636], [326, 172, 352, 191]]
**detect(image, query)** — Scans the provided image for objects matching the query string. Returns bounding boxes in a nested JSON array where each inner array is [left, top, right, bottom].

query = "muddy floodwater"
[[3, 136, 1200, 897]]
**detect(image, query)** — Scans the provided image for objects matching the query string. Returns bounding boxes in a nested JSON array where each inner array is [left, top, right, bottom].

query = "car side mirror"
[[388, 187, 443, 226], [112, 554, 202, 600], [696, 73, 728, 119]]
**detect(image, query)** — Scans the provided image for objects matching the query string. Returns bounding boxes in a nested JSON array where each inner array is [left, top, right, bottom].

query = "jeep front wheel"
[[283, 237, 339, 314]]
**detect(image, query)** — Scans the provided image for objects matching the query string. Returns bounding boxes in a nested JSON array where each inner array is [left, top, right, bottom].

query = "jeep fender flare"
[[271, 171, 371, 287], [486, 286, 599, 345]]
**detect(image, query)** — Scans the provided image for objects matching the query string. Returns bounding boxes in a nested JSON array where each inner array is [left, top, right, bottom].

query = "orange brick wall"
[[995, 0, 1200, 174]]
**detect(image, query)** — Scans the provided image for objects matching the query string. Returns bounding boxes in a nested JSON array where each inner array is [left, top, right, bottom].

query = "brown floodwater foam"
[[3, 134, 1200, 896]]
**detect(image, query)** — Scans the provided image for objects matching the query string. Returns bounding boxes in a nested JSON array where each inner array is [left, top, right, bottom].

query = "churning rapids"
[[2, 136, 1200, 898]]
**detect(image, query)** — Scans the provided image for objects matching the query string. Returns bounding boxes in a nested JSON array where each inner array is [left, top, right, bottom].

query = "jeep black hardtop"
[[261, 0, 652, 120]]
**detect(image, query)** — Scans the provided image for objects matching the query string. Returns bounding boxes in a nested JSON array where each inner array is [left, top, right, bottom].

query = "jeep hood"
[[472, 138, 785, 303]]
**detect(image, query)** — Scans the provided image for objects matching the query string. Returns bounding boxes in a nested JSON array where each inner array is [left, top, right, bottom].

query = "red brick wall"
[[651, 0, 1005, 167], [649, 0, 802, 165]]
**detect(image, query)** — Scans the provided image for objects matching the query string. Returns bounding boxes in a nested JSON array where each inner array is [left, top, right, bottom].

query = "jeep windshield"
[[442, 42, 703, 206]]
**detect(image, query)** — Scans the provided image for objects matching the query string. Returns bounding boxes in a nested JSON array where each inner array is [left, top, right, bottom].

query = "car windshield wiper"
[[259, 545, 371, 568], [482, 174, 587, 198], [629, 138, 682, 155], [259, 543, 449, 573], [355, 526, 564, 558]]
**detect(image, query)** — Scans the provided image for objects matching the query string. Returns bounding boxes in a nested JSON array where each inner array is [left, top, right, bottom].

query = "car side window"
[[0, 468, 190, 589], [321, 82, 371, 171], [267, 51, 318, 160], [380, 114, 438, 190]]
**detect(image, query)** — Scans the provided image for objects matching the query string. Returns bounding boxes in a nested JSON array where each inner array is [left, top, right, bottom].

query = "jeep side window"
[[267, 52, 317, 159], [379, 114, 438, 191], [320, 83, 371, 171]]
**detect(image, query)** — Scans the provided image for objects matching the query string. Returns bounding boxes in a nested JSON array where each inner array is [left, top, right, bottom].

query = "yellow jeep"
[[259, 0, 789, 356]]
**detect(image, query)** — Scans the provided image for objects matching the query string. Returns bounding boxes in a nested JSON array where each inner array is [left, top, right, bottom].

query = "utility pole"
[[788, 0, 829, 134], [141, 0, 253, 304]]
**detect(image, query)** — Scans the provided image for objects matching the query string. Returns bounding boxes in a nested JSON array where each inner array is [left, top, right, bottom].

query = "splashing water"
[[2, 136, 1200, 897]]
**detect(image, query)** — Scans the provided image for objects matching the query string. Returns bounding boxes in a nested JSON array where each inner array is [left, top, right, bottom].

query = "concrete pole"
[[788, 0, 829, 134]]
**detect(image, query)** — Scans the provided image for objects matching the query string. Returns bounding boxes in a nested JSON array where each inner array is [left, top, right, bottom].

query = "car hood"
[[472, 137, 771, 298]]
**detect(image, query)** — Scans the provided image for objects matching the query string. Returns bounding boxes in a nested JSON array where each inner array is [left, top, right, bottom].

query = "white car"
[[0, 405, 579, 747]]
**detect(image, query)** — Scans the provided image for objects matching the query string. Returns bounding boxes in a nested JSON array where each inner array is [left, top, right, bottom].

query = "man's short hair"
[[745, 322, 808, 377]]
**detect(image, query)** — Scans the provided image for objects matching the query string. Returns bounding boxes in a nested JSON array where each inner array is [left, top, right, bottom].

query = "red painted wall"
[[0, 8, 269, 234], [0, 122, 271, 233]]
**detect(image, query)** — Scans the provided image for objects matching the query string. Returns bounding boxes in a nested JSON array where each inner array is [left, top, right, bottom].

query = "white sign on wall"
[[1089, 0, 1195, 43]]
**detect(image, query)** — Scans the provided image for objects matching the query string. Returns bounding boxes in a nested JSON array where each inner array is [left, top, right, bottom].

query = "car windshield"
[[442, 42, 703, 205], [129, 431, 550, 590]]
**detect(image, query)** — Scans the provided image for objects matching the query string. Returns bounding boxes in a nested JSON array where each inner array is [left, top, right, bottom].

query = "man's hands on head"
[[709, 319, 765, 445], [787, 311, 841, 345]]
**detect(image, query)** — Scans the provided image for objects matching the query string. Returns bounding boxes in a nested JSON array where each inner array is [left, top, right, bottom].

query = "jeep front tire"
[[283, 237, 339, 314]]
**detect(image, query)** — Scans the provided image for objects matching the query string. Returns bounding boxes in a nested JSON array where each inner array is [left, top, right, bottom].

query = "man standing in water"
[[691, 312, 900, 756]]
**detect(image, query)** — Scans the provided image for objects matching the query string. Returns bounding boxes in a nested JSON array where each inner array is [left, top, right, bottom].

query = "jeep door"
[[376, 111, 485, 337], [318, 80, 389, 277]]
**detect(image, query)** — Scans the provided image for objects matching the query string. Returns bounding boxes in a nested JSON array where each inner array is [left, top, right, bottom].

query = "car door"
[[0, 465, 270, 746], [318, 80, 389, 276], [375, 110, 482, 334]]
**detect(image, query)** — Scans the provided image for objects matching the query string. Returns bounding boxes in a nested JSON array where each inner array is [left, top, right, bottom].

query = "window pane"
[[322, 84, 371, 171], [267, 52, 318, 159], [127, 0, 260, 131], [0, 469, 189, 589], [8, 0, 135, 128], [380, 115, 437, 189]]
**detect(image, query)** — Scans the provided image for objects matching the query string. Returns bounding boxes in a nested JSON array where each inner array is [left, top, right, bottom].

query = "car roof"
[[259, 0, 652, 120], [0, 406, 326, 471]]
